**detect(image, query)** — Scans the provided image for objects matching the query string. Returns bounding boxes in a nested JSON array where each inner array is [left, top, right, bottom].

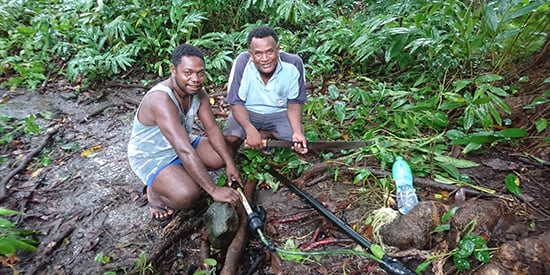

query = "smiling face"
[[248, 36, 280, 76], [171, 55, 205, 96]]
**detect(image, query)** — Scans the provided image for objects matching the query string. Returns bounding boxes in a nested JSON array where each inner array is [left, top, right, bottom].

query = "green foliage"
[[447, 128, 527, 154], [349, 0, 548, 84], [194, 258, 217, 274], [504, 173, 522, 195], [0, 208, 39, 256], [94, 251, 111, 265], [442, 74, 512, 131], [134, 251, 154, 275], [431, 207, 459, 233], [452, 221, 492, 271], [0, 114, 40, 147], [239, 150, 278, 190], [418, 209, 493, 273], [1, 0, 547, 94], [0, 0, 545, 196], [237, 146, 310, 191]]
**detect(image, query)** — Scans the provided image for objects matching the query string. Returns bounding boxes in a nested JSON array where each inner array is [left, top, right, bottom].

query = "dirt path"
[[0, 86, 549, 274]]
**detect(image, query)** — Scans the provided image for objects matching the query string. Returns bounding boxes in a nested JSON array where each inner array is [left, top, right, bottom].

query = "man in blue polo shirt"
[[224, 26, 308, 155]]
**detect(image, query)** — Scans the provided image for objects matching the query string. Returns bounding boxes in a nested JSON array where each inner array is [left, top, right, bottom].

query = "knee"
[[224, 135, 243, 154], [225, 135, 243, 146], [168, 188, 201, 210]]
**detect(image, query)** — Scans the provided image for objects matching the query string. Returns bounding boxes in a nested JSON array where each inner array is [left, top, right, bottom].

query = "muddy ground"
[[0, 56, 549, 274]]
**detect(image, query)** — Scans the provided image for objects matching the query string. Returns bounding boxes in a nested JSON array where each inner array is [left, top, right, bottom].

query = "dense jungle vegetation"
[[1, 0, 549, 190], [1, 1, 549, 274]]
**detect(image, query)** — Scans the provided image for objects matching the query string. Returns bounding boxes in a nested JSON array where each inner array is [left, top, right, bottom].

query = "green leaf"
[[0, 208, 22, 216], [469, 235, 487, 247], [463, 143, 482, 154], [0, 239, 16, 255], [370, 243, 385, 260], [446, 129, 465, 141], [456, 238, 476, 258], [441, 207, 459, 223], [508, 2, 546, 21], [475, 74, 503, 83], [463, 107, 475, 130], [328, 85, 339, 99], [453, 256, 471, 271], [203, 258, 217, 266], [431, 224, 450, 233], [453, 80, 472, 92], [334, 101, 346, 123], [504, 173, 522, 195], [487, 92, 511, 114], [524, 96, 550, 109], [485, 85, 509, 97], [474, 249, 491, 263], [0, 238, 36, 255], [495, 128, 527, 138], [415, 260, 433, 274], [535, 118, 548, 133], [0, 218, 15, 228], [472, 96, 491, 105], [434, 155, 479, 168], [483, 4, 498, 31], [437, 163, 461, 180], [432, 111, 449, 127]]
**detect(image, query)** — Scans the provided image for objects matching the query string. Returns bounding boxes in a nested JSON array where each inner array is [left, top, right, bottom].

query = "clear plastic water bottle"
[[392, 156, 418, 215]]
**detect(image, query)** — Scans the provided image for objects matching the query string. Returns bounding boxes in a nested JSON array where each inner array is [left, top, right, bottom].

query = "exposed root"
[[371, 207, 400, 251]]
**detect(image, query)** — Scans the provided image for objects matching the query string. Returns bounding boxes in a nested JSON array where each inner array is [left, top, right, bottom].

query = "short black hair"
[[247, 26, 278, 48], [171, 44, 204, 67]]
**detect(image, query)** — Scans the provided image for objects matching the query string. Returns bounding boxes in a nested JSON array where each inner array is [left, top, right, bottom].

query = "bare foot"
[[146, 186, 174, 221]]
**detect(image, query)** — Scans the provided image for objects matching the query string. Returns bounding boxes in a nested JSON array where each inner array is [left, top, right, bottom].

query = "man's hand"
[[210, 186, 241, 206], [226, 164, 243, 188], [243, 129, 265, 150], [291, 133, 308, 154]]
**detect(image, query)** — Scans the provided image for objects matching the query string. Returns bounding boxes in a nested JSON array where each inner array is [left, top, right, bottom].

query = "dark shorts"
[[146, 137, 202, 186], [223, 110, 292, 140]]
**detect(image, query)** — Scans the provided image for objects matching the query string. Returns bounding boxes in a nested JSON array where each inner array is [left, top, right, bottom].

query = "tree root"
[[220, 179, 256, 275], [475, 231, 550, 274], [0, 125, 61, 201], [139, 199, 208, 274]]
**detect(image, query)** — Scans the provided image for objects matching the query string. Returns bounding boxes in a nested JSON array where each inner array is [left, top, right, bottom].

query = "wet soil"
[[0, 58, 549, 274]]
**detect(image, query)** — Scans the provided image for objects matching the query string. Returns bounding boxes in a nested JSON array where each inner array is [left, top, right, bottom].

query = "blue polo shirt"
[[226, 52, 307, 114]]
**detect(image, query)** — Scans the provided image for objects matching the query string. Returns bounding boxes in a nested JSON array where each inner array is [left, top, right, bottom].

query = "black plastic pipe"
[[266, 166, 415, 275]]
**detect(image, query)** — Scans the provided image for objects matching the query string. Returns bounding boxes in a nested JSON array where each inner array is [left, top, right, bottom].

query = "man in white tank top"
[[128, 44, 241, 222]]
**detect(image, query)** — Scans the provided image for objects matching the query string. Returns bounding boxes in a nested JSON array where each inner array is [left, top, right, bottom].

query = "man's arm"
[[196, 90, 242, 186], [231, 104, 263, 150], [150, 93, 233, 198], [287, 103, 308, 154]]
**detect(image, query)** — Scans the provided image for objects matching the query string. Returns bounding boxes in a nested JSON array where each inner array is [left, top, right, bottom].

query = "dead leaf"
[[81, 145, 103, 157]]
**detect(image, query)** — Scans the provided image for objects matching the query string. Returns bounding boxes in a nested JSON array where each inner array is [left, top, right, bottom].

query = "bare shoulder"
[[142, 90, 172, 110]]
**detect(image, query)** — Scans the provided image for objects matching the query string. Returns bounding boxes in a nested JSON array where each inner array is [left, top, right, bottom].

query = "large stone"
[[204, 202, 239, 250]]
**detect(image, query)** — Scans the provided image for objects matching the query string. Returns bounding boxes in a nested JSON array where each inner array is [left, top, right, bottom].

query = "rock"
[[204, 202, 239, 250], [59, 92, 77, 100]]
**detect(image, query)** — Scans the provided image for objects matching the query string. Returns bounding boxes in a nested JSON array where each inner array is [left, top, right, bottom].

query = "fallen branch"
[[220, 179, 256, 275], [27, 216, 78, 274], [79, 103, 115, 123], [135, 198, 208, 274], [322, 160, 501, 199], [103, 80, 147, 89], [0, 125, 60, 201]]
